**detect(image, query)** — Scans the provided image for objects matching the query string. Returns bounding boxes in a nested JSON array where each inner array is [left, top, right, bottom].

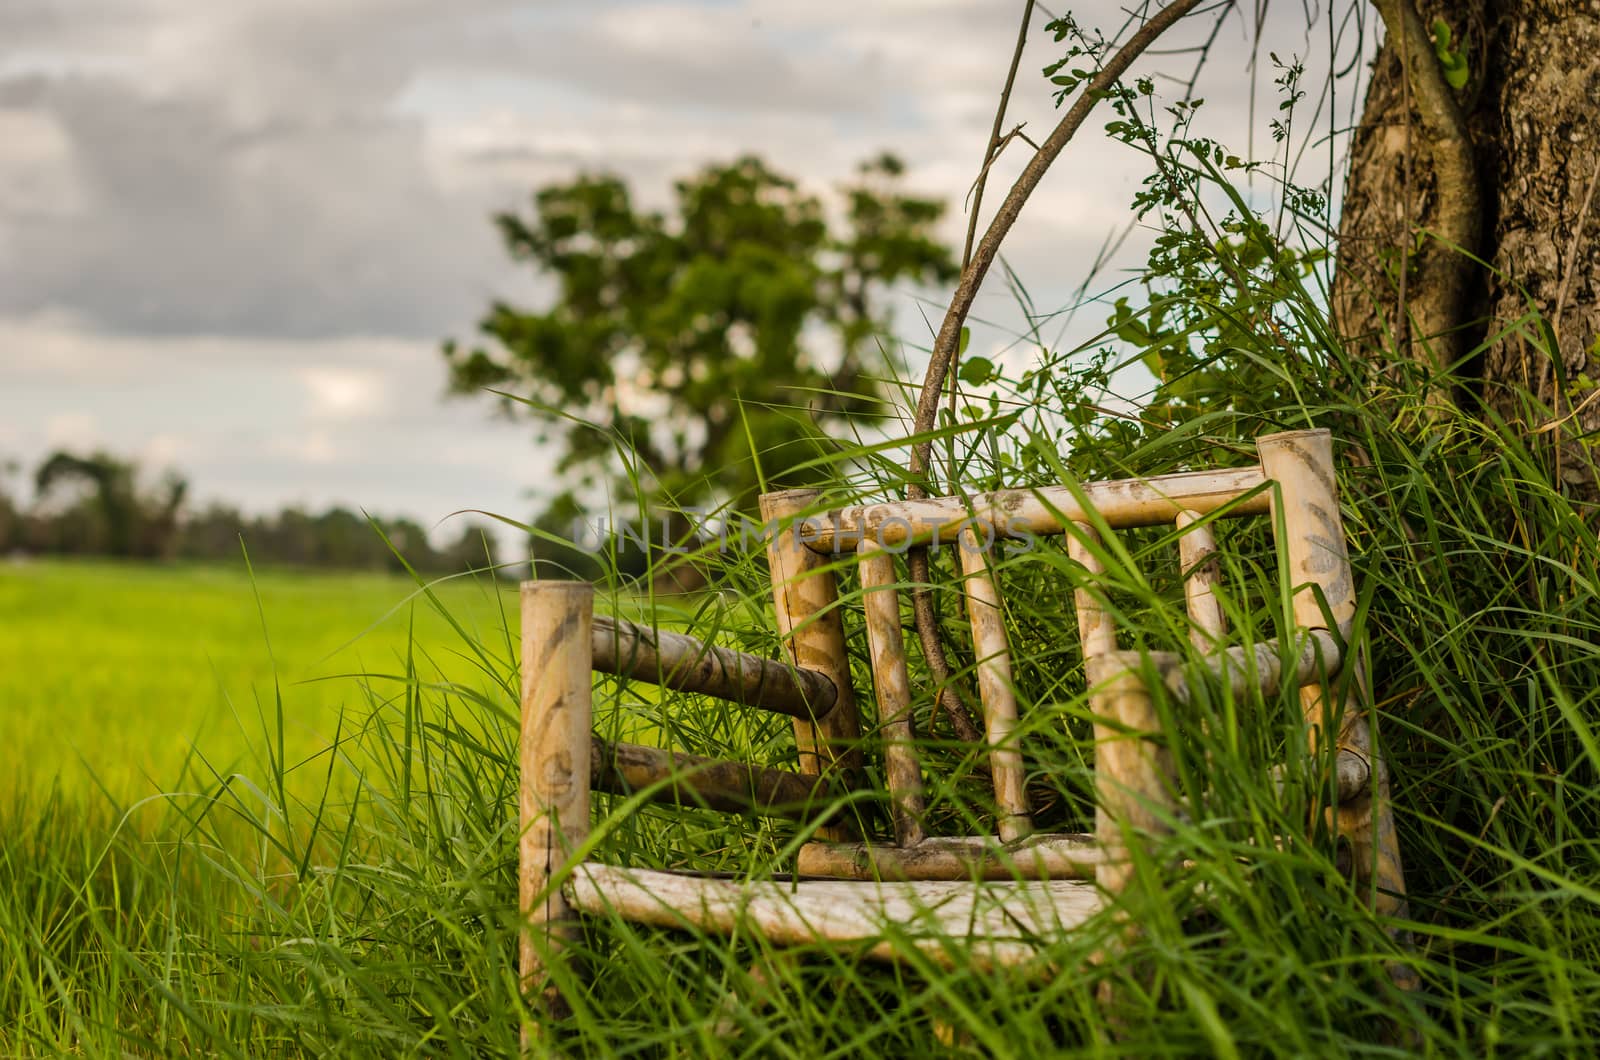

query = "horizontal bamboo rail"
[[565, 864, 1102, 972], [1084, 629, 1344, 705], [591, 615, 838, 721], [795, 832, 1100, 881], [1270, 748, 1373, 805], [590, 739, 846, 825], [796, 466, 1269, 552]]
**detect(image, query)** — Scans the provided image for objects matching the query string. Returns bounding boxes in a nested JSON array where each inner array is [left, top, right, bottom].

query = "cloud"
[[0, 0, 1376, 550], [302, 368, 387, 419], [0, 73, 507, 340], [0, 312, 547, 543], [44, 412, 97, 450]]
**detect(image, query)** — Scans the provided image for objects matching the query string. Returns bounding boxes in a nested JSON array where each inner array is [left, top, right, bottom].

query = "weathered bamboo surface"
[[1068, 525, 1118, 657], [519, 581, 593, 1019], [797, 466, 1269, 552], [795, 832, 1099, 881], [759, 489, 865, 785], [858, 542, 927, 847], [590, 739, 845, 824], [591, 615, 837, 721], [1082, 629, 1344, 705], [1257, 431, 1411, 938], [1257, 430, 1356, 636], [564, 863, 1103, 971], [1088, 666, 1175, 898], [957, 529, 1032, 843], [1259, 430, 1414, 994], [1269, 748, 1372, 805], [1175, 510, 1226, 649]]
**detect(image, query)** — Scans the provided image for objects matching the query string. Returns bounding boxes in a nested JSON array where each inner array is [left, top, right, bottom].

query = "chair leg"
[[1258, 430, 1417, 994], [1089, 664, 1175, 1025], [1326, 692, 1420, 995], [519, 581, 595, 1042]]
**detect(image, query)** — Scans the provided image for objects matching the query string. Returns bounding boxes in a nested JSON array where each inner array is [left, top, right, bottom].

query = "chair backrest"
[[758, 429, 1357, 855]]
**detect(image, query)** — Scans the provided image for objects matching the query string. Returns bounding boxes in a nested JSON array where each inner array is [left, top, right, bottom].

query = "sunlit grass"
[[0, 559, 516, 807], [6, 161, 1600, 1054]]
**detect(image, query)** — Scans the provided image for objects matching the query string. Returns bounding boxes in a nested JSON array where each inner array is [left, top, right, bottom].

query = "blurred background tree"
[[443, 153, 957, 518], [32, 450, 187, 559], [4, 448, 497, 574]]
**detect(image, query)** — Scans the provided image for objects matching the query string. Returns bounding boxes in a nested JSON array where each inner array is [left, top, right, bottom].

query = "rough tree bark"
[[1334, 0, 1600, 484]]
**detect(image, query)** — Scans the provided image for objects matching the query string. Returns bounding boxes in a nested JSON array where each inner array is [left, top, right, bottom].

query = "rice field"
[[0, 558, 518, 808]]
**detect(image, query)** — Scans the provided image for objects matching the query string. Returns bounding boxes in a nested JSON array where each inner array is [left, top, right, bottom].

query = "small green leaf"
[[959, 356, 995, 386], [1431, 18, 1470, 90], [958, 326, 971, 356]]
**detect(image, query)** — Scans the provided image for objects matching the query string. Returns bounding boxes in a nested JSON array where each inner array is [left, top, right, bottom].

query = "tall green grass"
[[6, 361, 1598, 1055], [7, 129, 1600, 1055]]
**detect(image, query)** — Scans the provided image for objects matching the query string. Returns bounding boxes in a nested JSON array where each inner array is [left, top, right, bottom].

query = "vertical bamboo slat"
[[1257, 429, 1413, 987], [956, 528, 1032, 843], [1082, 664, 1174, 898], [519, 580, 594, 1031], [1067, 525, 1126, 896], [858, 542, 926, 848], [1067, 524, 1118, 658], [758, 490, 865, 785], [1175, 510, 1226, 650]]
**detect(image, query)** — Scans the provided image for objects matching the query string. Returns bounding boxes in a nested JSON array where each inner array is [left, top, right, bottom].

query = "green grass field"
[[5, 402, 1600, 1055], [1, 559, 518, 808], [6, 331, 1600, 1052]]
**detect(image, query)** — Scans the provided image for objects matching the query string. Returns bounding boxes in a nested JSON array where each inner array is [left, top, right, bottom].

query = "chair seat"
[[564, 863, 1105, 970]]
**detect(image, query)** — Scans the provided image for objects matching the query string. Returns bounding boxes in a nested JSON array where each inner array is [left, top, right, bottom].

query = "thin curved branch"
[[912, 0, 1039, 746], [908, 0, 1205, 485], [905, 0, 1202, 742]]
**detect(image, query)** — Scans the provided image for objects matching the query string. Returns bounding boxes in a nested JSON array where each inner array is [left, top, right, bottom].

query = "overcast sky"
[[0, 0, 1374, 551]]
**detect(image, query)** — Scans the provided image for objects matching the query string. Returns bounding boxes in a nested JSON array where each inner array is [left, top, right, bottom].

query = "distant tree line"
[[0, 449, 499, 574]]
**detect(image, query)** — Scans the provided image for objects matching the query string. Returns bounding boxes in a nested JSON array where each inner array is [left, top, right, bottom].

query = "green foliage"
[[13, 447, 498, 574], [1431, 18, 1471, 91], [12, 24, 1600, 1058], [31, 450, 186, 558], [444, 154, 956, 508], [8, 355, 1600, 1053]]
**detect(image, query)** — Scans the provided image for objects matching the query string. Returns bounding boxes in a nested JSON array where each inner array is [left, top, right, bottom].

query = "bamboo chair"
[[518, 428, 1409, 1021]]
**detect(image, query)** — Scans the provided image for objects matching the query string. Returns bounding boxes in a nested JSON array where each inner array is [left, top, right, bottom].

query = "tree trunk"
[[1334, 0, 1600, 485]]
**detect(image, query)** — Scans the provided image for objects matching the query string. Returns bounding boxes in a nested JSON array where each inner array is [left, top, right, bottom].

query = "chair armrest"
[[592, 615, 838, 720]]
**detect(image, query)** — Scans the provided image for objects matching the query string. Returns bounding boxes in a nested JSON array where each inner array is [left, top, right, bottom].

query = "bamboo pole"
[[564, 864, 1102, 973], [1257, 429, 1414, 990], [858, 541, 926, 847], [1139, 629, 1344, 704], [758, 490, 864, 789], [956, 528, 1032, 842], [1269, 748, 1372, 805], [1082, 663, 1176, 898], [799, 466, 1268, 552], [519, 580, 594, 1030], [1067, 522, 1178, 1016], [590, 739, 847, 826], [1067, 525, 1118, 658], [591, 615, 837, 721], [795, 832, 1099, 881], [1067, 525, 1122, 891], [1175, 510, 1226, 649], [1256, 430, 1356, 637]]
